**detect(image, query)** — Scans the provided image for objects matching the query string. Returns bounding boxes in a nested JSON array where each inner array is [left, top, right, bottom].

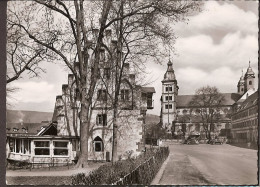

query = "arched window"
[[93, 136, 103, 152], [249, 81, 252, 85]]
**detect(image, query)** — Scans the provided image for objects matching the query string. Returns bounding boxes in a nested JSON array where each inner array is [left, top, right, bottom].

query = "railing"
[[113, 147, 169, 185]]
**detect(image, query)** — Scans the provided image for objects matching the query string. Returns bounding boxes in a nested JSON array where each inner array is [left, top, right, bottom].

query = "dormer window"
[[22, 127, 28, 133], [13, 128, 19, 132], [6, 128, 10, 131]]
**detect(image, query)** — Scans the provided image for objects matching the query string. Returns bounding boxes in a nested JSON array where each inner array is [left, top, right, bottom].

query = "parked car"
[[183, 134, 200, 145], [210, 137, 224, 145]]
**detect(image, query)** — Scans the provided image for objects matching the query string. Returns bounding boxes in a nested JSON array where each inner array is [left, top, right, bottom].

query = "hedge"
[[71, 146, 169, 185]]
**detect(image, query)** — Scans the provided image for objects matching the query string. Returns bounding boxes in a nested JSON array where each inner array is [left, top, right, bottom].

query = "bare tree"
[[189, 86, 225, 140], [7, 0, 200, 167]]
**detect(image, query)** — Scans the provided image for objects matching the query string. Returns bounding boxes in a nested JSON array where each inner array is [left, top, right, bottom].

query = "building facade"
[[160, 61, 258, 141], [6, 29, 155, 164]]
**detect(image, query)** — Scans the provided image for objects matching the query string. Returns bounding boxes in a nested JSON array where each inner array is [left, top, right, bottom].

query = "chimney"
[[68, 74, 74, 87], [62, 84, 69, 95]]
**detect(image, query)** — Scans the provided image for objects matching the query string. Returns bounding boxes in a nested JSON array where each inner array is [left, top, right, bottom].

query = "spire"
[[245, 61, 254, 77], [163, 59, 176, 82]]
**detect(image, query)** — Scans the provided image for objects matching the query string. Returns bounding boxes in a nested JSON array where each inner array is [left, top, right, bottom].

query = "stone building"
[[6, 29, 155, 164], [230, 91, 258, 148], [160, 60, 257, 140]]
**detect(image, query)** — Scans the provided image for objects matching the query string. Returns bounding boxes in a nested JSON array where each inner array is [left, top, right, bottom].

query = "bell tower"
[[244, 61, 255, 92], [161, 60, 178, 132], [237, 70, 245, 95]]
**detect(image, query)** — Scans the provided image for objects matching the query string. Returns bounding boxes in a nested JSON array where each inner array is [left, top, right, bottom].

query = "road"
[[154, 143, 258, 185]]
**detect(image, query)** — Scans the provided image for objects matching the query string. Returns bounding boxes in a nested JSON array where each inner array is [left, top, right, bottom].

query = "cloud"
[[174, 1, 258, 40], [10, 81, 56, 103], [174, 32, 258, 72]]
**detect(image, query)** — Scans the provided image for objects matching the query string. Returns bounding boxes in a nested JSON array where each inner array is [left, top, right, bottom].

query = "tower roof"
[[245, 61, 255, 77], [162, 60, 176, 82], [238, 70, 245, 85]]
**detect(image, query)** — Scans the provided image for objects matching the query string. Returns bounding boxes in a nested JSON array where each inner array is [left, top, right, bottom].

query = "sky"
[[7, 1, 259, 116]]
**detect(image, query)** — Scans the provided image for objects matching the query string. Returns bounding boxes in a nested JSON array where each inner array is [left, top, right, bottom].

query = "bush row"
[[71, 146, 169, 185]]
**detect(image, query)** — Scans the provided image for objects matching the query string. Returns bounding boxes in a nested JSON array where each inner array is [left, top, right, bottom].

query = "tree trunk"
[[112, 104, 118, 163], [76, 94, 90, 168]]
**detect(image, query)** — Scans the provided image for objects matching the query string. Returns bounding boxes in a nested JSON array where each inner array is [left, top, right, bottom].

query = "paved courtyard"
[[153, 142, 258, 185]]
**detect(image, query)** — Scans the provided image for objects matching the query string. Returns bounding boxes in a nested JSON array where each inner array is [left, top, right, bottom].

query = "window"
[[34, 141, 50, 155], [165, 96, 172, 101], [97, 90, 107, 101], [93, 136, 103, 152], [241, 88, 244, 92], [121, 89, 129, 101], [100, 50, 105, 62], [165, 104, 172, 109], [23, 139, 31, 154], [72, 139, 79, 151], [249, 81, 252, 85], [104, 68, 110, 79], [16, 139, 21, 153], [54, 141, 68, 156], [165, 86, 172, 92], [96, 114, 107, 126]]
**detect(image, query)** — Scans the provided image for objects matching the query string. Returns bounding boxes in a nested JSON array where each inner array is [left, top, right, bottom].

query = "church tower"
[[237, 70, 245, 95], [161, 60, 178, 132], [244, 61, 255, 92]]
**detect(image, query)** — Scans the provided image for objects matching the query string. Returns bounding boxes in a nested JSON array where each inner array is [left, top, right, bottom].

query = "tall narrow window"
[[93, 136, 103, 152], [96, 114, 107, 126], [121, 89, 129, 101], [249, 81, 252, 85]]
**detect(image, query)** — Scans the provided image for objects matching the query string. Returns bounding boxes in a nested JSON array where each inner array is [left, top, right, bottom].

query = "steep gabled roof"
[[176, 93, 241, 108], [38, 123, 57, 136], [236, 91, 258, 112]]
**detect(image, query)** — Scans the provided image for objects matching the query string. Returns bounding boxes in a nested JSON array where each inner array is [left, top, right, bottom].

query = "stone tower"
[[161, 60, 178, 132], [237, 70, 245, 95], [244, 61, 255, 92]]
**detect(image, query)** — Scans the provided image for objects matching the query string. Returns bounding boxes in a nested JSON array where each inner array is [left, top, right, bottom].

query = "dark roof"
[[141, 87, 156, 93], [6, 122, 49, 135], [177, 93, 241, 108], [236, 91, 258, 111]]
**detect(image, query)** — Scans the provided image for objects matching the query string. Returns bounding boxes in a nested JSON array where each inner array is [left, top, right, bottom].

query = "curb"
[[150, 154, 171, 185]]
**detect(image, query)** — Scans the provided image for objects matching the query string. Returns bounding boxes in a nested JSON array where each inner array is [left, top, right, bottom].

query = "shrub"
[[71, 147, 169, 185]]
